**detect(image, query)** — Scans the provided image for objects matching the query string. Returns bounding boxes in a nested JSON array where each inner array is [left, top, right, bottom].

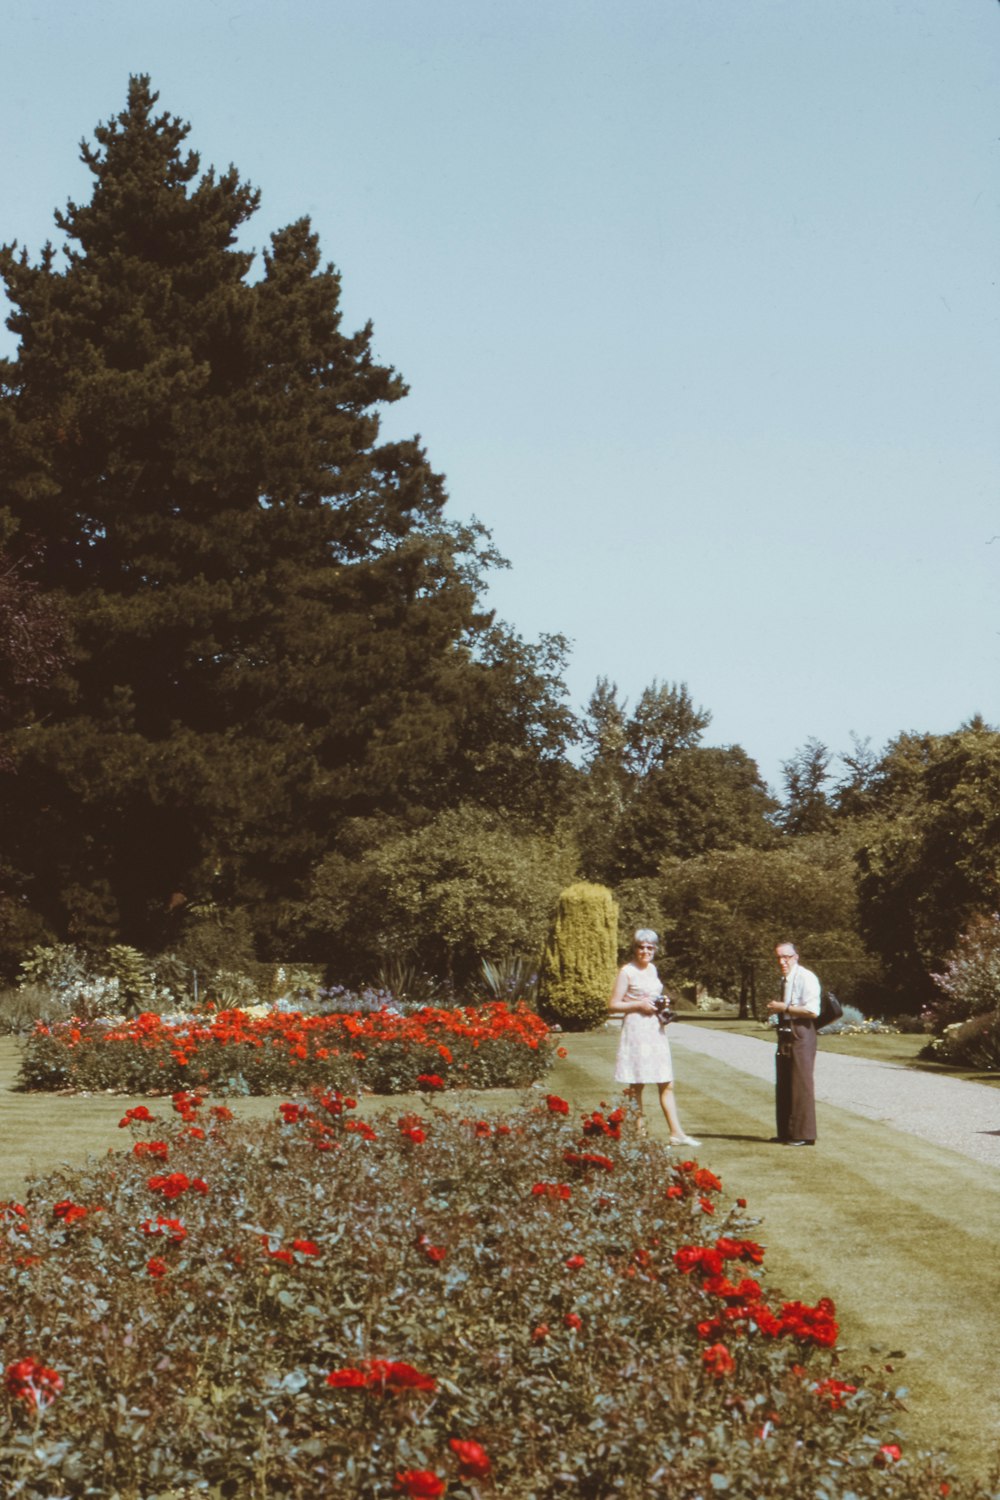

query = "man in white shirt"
[[766, 942, 821, 1145]]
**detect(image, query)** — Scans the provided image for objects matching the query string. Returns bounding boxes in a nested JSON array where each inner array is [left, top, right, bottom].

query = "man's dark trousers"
[[775, 1017, 817, 1141]]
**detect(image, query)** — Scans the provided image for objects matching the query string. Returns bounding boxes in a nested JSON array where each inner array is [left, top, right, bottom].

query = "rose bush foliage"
[[0, 1092, 985, 1498]]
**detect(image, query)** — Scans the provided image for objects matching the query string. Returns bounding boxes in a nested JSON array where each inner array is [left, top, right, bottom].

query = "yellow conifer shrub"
[[538, 881, 619, 1030]]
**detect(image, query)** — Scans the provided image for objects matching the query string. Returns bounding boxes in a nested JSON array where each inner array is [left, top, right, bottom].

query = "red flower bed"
[[0, 1089, 982, 1498], [20, 1002, 553, 1096]]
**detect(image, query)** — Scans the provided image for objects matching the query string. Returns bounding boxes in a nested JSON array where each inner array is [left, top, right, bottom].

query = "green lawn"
[[2, 1031, 998, 1481]]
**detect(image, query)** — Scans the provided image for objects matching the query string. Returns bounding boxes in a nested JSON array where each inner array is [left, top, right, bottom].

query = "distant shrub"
[[0, 984, 68, 1036], [818, 1004, 866, 1034], [375, 957, 449, 1009], [18, 944, 125, 1020], [922, 1012, 1000, 1071], [309, 984, 401, 1016], [480, 955, 539, 1008], [893, 1013, 932, 1035], [929, 913, 1000, 1031], [18, 943, 89, 995], [818, 1006, 899, 1037]]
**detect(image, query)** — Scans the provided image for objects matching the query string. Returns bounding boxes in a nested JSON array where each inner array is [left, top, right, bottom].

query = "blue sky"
[[1, 0, 997, 792]]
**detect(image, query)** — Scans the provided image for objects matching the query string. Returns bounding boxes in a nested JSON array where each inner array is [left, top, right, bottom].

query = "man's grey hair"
[[777, 942, 798, 956]]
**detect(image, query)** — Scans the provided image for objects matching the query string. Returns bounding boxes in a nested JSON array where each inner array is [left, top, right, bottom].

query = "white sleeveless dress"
[[614, 961, 674, 1084]]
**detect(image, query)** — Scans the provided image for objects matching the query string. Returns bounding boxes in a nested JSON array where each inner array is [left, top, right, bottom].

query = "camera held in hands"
[[653, 992, 675, 1026]]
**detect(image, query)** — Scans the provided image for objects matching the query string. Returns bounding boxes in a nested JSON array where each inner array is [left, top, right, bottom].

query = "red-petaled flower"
[[563, 1149, 614, 1172], [449, 1437, 491, 1478], [147, 1172, 190, 1199], [531, 1323, 550, 1343], [133, 1141, 170, 1161], [416, 1234, 447, 1262], [171, 1089, 204, 1121], [666, 1184, 683, 1199], [694, 1167, 723, 1193], [752, 1305, 785, 1337], [715, 1236, 765, 1265], [146, 1256, 168, 1279], [673, 1245, 724, 1276], [814, 1377, 858, 1410], [292, 1239, 320, 1257], [778, 1297, 839, 1347], [266, 1247, 295, 1266], [5, 1357, 63, 1408], [52, 1200, 88, 1225], [325, 1367, 368, 1388], [564, 1254, 585, 1271], [702, 1343, 735, 1378], [545, 1094, 570, 1114], [876, 1444, 902, 1465], [563, 1312, 583, 1331], [393, 1470, 444, 1498], [141, 1215, 186, 1243], [530, 1182, 571, 1200], [118, 1105, 154, 1128], [365, 1359, 437, 1393], [416, 1074, 444, 1091]]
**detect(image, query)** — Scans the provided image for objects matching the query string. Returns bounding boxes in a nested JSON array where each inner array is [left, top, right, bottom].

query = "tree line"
[[1, 78, 997, 1013]]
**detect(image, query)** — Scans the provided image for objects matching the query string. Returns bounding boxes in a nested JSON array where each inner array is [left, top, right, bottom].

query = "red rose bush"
[[0, 1089, 984, 1498], [19, 1001, 552, 1096]]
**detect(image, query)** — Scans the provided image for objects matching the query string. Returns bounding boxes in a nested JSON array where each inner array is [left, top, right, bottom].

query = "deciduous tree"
[[778, 738, 833, 835], [575, 678, 770, 882], [855, 720, 1000, 1002]]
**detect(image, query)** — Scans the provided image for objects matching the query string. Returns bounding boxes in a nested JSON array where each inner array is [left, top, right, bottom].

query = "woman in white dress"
[[609, 928, 700, 1145]]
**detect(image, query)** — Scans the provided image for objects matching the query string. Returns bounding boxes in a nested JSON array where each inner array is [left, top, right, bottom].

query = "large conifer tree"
[[0, 77, 520, 954]]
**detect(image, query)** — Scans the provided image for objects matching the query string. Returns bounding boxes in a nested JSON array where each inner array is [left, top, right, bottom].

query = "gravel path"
[[668, 1022, 1000, 1171]]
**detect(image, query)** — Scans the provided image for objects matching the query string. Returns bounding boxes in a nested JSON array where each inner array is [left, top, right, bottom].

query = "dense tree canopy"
[[778, 737, 834, 835], [0, 550, 64, 757], [308, 803, 577, 985], [574, 678, 774, 884], [0, 77, 571, 962], [854, 720, 1000, 1003], [658, 831, 879, 1007]]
